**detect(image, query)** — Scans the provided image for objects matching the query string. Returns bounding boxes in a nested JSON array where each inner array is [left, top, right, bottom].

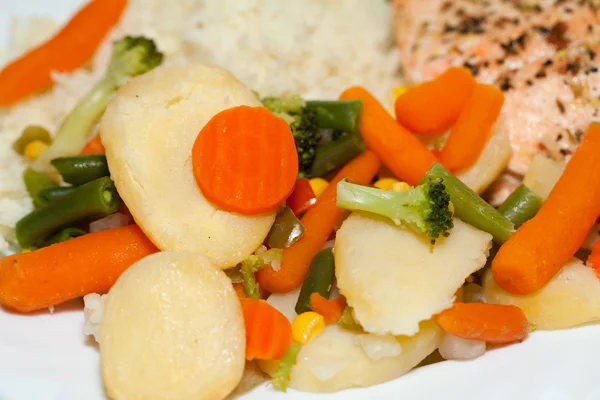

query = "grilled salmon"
[[393, 0, 600, 175]]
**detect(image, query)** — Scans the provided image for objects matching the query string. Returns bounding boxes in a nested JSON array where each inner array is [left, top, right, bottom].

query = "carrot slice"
[[257, 151, 381, 293], [192, 106, 298, 215], [439, 84, 504, 171], [0, 225, 158, 312], [0, 0, 127, 106], [395, 67, 476, 135], [240, 298, 292, 361], [493, 124, 600, 294], [587, 240, 600, 280], [309, 293, 345, 324], [434, 303, 529, 344], [80, 134, 105, 154]]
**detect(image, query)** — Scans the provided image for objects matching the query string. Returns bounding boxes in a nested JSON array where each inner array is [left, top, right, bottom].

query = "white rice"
[[0, 0, 400, 249]]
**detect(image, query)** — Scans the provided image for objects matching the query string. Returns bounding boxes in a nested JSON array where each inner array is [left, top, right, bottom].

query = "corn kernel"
[[24, 140, 49, 161], [392, 86, 409, 101], [309, 178, 328, 198], [292, 312, 325, 344], [374, 178, 399, 191], [389, 181, 411, 192], [448, 201, 455, 214], [21, 248, 32, 254]]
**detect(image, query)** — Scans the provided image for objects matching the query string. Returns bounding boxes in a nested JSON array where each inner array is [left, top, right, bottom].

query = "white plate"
[[2, 2, 600, 400]]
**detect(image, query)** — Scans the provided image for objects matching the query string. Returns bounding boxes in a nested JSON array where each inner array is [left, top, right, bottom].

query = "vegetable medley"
[[2, 0, 600, 399]]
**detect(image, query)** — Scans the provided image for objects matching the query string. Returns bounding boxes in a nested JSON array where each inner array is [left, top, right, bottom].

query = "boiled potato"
[[522, 153, 565, 200], [259, 321, 442, 393], [100, 252, 245, 400], [483, 258, 600, 330], [100, 64, 276, 269], [335, 214, 492, 336]]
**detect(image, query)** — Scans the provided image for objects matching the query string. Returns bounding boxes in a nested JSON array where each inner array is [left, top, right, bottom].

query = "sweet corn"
[[291, 312, 325, 344], [374, 178, 399, 191], [309, 178, 328, 198], [24, 140, 49, 161], [389, 181, 411, 192], [392, 86, 409, 101], [21, 248, 32, 254]]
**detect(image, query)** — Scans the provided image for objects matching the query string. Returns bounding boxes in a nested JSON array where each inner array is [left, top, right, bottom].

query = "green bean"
[[38, 186, 77, 205], [22, 168, 57, 208], [295, 248, 335, 314], [306, 100, 362, 133], [51, 154, 109, 185], [421, 163, 515, 244], [42, 227, 87, 247], [13, 125, 52, 155], [497, 184, 543, 228], [310, 132, 366, 177], [15, 177, 120, 248], [265, 207, 305, 249]]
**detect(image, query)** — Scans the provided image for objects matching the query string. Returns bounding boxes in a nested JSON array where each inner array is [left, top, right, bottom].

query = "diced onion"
[[89, 213, 130, 233], [439, 333, 486, 360]]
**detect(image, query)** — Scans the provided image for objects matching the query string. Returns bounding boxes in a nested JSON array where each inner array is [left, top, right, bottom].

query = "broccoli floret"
[[336, 178, 454, 242], [34, 36, 163, 172]]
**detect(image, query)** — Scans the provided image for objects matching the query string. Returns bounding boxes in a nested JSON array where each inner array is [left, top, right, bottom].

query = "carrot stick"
[[493, 124, 600, 294], [240, 298, 292, 361], [434, 303, 529, 344], [309, 293, 345, 324], [0, 0, 127, 106], [587, 240, 600, 280], [395, 67, 476, 135], [80, 134, 105, 154], [192, 105, 298, 215], [0, 225, 157, 312], [257, 151, 380, 293], [439, 84, 504, 171], [340, 87, 438, 186]]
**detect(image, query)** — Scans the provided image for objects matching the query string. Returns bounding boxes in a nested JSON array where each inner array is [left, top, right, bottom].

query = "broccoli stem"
[[497, 184, 543, 228], [309, 132, 366, 177], [421, 163, 515, 244], [271, 343, 303, 392], [337, 180, 405, 222], [306, 100, 362, 133]]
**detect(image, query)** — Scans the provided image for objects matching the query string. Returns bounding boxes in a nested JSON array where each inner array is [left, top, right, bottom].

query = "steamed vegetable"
[[295, 248, 336, 314], [310, 294, 345, 324], [588, 241, 600, 278], [100, 252, 245, 400], [309, 132, 366, 178], [240, 249, 283, 300], [335, 214, 492, 336], [13, 126, 52, 155], [265, 207, 305, 249], [0, 225, 158, 312], [80, 134, 106, 154], [522, 153, 566, 200], [305, 100, 362, 133], [22, 168, 57, 208], [38, 186, 76, 204], [271, 343, 303, 391], [286, 178, 317, 215], [51, 154, 110, 185], [241, 298, 292, 361], [33, 36, 163, 172], [336, 179, 453, 241], [42, 227, 86, 246], [497, 184, 543, 228]]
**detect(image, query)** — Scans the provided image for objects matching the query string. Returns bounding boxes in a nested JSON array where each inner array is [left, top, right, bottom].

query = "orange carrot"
[[434, 303, 529, 344], [240, 298, 292, 361], [493, 124, 600, 294], [257, 151, 380, 293], [0, 225, 157, 312], [309, 293, 345, 324], [395, 67, 476, 135], [192, 105, 298, 215], [340, 87, 438, 186], [587, 240, 600, 280], [233, 283, 247, 300], [0, 0, 127, 106], [439, 84, 504, 171], [80, 134, 105, 154]]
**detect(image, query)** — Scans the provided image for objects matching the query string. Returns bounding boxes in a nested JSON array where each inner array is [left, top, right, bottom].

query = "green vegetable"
[[33, 36, 163, 172], [15, 177, 121, 248], [337, 178, 454, 241], [239, 248, 283, 300], [42, 227, 86, 247], [38, 186, 77, 205], [305, 100, 362, 133], [310, 131, 366, 177], [295, 248, 335, 314], [22, 168, 57, 208], [337, 306, 363, 332], [271, 343, 303, 392], [497, 184, 543, 228], [421, 163, 515, 244], [13, 125, 52, 155], [265, 207, 305, 249], [51, 154, 109, 185]]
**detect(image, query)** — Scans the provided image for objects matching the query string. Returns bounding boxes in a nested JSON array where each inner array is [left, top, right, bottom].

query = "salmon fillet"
[[393, 0, 600, 175]]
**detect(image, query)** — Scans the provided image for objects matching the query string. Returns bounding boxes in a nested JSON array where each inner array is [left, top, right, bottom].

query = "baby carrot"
[[434, 303, 529, 344], [493, 124, 600, 294], [395, 67, 476, 134], [80, 134, 105, 154], [439, 84, 504, 171], [309, 293, 345, 324], [587, 240, 600, 280], [192, 106, 298, 215], [257, 151, 380, 293], [240, 298, 292, 361], [0, 0, 127, 106], [340, 87, 438, 186], [0, 225, 158, 312]]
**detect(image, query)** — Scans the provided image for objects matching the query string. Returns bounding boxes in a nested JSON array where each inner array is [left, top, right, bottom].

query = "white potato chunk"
[[100, 252, 245, 400], [335, 214, 492, 336], [522, 153, 565, 200], [259, 321, 442, 393], [483, 258, 600, 330], [100, 64, 276, 269]]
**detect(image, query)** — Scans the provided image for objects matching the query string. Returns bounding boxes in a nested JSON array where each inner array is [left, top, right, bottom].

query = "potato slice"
[[335, 214, 492, 336], [100, 64, 276, 269], [522, 153, 565, 200], [100, 252, 245, 400], [483, 258, 600, 330], [259, 321, 442, 393]]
